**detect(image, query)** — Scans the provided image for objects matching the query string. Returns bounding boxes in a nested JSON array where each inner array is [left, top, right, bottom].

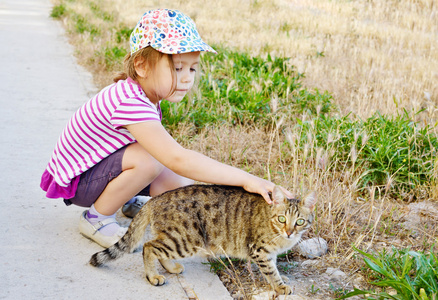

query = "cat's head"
[[270, 186, 316, 240]]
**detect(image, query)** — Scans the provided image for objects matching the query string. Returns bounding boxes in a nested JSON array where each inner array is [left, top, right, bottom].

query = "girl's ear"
[[134, 57, 149, 78]]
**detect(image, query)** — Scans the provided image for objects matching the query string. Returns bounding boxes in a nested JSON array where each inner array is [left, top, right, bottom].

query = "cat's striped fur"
[[89, 184, 316, 295]]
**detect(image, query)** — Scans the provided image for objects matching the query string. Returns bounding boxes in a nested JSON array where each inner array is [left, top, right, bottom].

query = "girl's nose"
[[180, 70, 192, 83]]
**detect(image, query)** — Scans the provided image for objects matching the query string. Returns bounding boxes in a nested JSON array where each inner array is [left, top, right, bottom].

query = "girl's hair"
[[113, 46, 177, 98]]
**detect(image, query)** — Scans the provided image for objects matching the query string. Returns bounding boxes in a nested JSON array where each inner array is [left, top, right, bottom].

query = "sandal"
[[122, 196, 151, 218], [79, 211, 127, 248]]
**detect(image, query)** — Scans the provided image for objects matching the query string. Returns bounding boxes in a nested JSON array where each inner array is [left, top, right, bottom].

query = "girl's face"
[[139, 51, 200, 104], [166, 51, 200, 103]]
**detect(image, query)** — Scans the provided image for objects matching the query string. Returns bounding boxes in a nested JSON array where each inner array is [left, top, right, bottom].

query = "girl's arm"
[[125, 121, 291, 204]]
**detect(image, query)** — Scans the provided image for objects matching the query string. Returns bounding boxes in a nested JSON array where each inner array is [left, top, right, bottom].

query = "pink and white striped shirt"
[[40, 77, 162, 199]]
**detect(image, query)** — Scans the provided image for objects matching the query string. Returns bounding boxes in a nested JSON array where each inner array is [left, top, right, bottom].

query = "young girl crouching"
[[41, 8, 292, 248]]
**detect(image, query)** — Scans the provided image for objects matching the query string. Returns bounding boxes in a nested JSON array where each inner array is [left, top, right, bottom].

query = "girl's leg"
[[79, 142, 193, 246], [93, 142, 193, 215], [93, 142, 164, 215], [149, 167, 194, 196]]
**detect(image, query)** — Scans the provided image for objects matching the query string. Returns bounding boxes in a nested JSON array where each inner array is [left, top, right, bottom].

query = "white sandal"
[[79, 211, 127, 248]]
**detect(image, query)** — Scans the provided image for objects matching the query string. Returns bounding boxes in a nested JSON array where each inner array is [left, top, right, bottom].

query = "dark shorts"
[[64, 146, 150, 207]]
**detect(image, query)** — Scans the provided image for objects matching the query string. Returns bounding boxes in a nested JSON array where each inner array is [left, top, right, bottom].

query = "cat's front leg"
[[251, 254, 292, 295]]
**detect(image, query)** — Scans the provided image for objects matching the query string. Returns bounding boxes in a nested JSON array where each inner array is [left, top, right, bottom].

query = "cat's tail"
[[89, 209, 151, 267]]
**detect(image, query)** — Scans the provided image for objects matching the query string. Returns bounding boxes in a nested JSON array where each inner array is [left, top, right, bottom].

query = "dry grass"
[[61, 0, 438, 122], [52, 0, 438, 297]]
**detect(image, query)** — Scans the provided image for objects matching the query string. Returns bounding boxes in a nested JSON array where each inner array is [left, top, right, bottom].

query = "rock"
[[300, 259, 320, 268], [297, 237, 328, 258], [402, 201, 438, 233], [325, 267, 346, 279]]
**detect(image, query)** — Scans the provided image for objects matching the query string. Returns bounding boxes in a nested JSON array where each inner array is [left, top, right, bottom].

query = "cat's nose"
[[286, 230, 293, 237]]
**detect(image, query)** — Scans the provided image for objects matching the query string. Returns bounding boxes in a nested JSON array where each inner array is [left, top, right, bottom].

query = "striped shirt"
[[40, 77, 162, 199]]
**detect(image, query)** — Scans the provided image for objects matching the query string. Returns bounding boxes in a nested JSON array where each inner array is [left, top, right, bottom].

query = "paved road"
[[0, 0, 231, 299]]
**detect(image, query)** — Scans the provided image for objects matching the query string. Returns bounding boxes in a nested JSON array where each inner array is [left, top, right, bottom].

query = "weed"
[[294, 110, 438, 198], [161, 45, 333, 129], [101, 45, 127, 70], [115, 26, 132, 43], [309, 284, 320, 294], [338, 247, 438, 300], [203, 257, 244, 273], [330, 284, 349, 297], [50, 4, 66, 19], [73, 13, 100, 36]]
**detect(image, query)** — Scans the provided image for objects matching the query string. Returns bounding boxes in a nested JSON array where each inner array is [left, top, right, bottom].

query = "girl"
[[41, 8, 292, 248]]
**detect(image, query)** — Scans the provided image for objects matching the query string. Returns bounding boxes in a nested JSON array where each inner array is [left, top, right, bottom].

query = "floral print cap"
[[130, 9, 217, 55]]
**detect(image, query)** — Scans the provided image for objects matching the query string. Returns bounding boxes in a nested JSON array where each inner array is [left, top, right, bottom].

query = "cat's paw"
[[169, 262, 184, 274], [146, 274, 166, 286], [159, 259, 185, 274], [275, 284, 293, 295]]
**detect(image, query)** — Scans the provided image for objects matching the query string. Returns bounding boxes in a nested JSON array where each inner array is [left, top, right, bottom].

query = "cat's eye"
[[296, 218, 305, 226], [278, 216, 287, 223]]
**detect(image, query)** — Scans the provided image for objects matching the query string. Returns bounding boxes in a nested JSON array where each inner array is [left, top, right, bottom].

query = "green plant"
[[330, 284, 349, 297], [294, 110, 438, 198], [358, 111, 437, 196], [101, 45, 127, 69], [203, 257, 244, 273], [309, 284, 320, 294], [73, 13, 100, 36], [50, 4, 66, 19], [338, 247, 438, 300], [161, 45, 333, 129], [115, 26, 132, 43]]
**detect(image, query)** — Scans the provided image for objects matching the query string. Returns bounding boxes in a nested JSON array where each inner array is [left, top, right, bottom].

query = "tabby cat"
[[89, 184, 316, 295]]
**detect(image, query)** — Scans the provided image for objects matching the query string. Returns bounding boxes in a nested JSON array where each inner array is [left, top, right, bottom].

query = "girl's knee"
[[149, 168, 193, 196], [123, 143, 164, 179]]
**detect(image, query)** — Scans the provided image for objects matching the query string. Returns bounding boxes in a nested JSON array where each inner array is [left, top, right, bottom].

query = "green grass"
[[50, 4, 66, 19], [50, 0, 130, 71], [294, 110, 438, 199], [100, 45, 127, 69], [50, 0, 437, 200], [203, 257, 245, 273], [161, 45, 437, 199], [161, 45, 333, 128], [338, 247, 438, 300]]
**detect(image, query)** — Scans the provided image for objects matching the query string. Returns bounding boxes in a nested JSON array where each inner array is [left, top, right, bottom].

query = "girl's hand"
[[242, 175, 294, 204]]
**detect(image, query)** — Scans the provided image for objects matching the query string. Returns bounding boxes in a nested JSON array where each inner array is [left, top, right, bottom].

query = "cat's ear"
[[272, 185, 286, 205], [303, 191, 317, 210]]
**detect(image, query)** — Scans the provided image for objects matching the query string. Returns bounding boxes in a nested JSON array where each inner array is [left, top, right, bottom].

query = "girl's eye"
[[190, 68, 197, 72], [296, 218, 305, 226], [175, 68, 182, 71], [278, 216, 286, 223]]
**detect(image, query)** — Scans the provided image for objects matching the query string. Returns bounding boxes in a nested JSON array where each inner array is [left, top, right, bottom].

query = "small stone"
[[325, 267, 346, 279], [300, 259, 320, 268], [297, 237, 328, 258]]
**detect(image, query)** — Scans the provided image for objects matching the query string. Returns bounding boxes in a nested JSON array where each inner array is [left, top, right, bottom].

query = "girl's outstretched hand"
[[242, 175, 293, 204]]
